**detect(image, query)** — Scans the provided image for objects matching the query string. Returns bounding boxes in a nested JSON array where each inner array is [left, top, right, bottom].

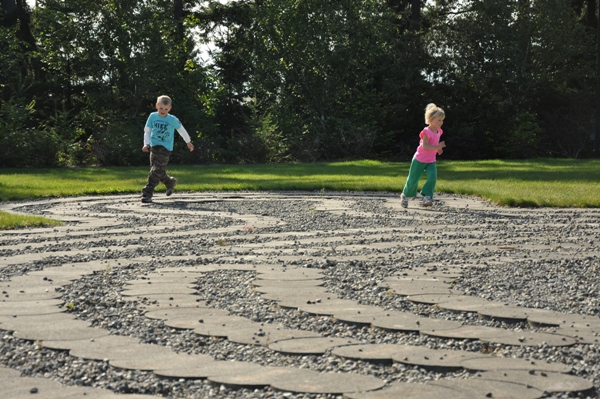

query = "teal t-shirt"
[[145, 112, 183, 151]]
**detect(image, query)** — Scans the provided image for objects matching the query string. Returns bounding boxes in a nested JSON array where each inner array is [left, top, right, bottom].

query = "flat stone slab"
[[390, 345, 485, 370], [299, 300, 387, 316], [0, 314, 109, 341], [252, 285, 327, 295], [344, 381, 464, 399], [131, 294, 207, 309], [477, 306, 536, 323], [252, 279, 325, 288], [153, 360, 264, 379], [554, 326, 600, 344], [0, 366, 22, 378], [124, 278, 198, 287], [438, 297, 505, 313], [0, 276, 72, 288], [262, 292, 331, 305], [399, 267, 465, 278], [0, 290, 63, 302], [120, 283, 196, 296], [331, 343, 401, 362], [479, 370, 594, 394], [371, 313, 462, 333], [382, 280, 455, 296], [110, 351, 206, 371], [405, 293, 472, 305], [208, 365, 298, 388], [256, 268, 325, 281], [25, 269, 111, 282], [331, 308, 392, 326], [460, 356, 573, 373], [430, 378, 544, 399], [0, 299, 65, 316], [268, 367, 386, 394], [419, 325, 515, 340], [479, 330, 577, 347], [227, 325, 320, 346], [390, 275, 456, 284], [526, 311, 600, 327], [43, 334, 140, 353], [0, 373, 160, 398], [0, 376, 72, 398], [267, 337, 361, 355], [144, 306, 216, 320], [192, 315, 255, 337], [69, 338, 172, 361], [163, 311, 234, 330]]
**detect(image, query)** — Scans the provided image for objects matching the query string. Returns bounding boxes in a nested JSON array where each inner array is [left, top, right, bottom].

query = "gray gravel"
[[1, 192, 599, 399]]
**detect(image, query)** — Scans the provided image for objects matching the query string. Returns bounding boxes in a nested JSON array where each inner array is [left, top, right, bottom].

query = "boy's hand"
[[187, 142, 194, 152], [142, 145, 150, 153]]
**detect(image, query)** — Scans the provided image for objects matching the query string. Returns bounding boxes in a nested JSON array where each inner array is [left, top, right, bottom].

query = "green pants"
[[402, 158, 437, 198]]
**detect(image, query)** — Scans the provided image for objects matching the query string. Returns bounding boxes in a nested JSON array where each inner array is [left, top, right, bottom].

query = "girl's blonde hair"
[[425, 103, 445, 124]]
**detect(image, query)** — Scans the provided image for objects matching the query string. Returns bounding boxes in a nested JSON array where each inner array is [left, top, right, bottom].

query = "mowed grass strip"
[[437, 159, 600, 208], [0, 210, 63, 230], [0, 159, 598, 207]]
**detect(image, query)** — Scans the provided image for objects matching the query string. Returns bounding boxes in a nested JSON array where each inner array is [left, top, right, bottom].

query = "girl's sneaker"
[[422, 196, 433, 207], [400, 193, 409, 208]]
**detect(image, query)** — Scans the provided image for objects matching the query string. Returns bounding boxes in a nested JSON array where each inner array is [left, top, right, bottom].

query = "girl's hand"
[[437, 149, 443, 155]]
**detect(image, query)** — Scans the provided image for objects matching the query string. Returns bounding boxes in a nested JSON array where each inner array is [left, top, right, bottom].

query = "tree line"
[[1, 0, 597, 168]]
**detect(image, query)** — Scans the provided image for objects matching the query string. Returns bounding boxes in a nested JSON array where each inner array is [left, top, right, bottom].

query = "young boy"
[[141, 95, 194, 203]]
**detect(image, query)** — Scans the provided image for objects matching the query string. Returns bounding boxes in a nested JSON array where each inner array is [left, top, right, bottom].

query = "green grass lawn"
[[1, 158, 599, 229]]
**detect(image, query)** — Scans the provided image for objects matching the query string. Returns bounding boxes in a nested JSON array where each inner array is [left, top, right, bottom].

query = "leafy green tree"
[[27, 0, 214, 166], [427, 0, 594, 158], [248, 0, 430, 161]]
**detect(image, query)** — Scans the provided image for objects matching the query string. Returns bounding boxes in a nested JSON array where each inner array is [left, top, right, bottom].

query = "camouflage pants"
[[142, 145, 176, 198]]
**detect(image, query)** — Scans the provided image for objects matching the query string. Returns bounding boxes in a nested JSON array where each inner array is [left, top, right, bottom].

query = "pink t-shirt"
[[414, 127, 443, 164]]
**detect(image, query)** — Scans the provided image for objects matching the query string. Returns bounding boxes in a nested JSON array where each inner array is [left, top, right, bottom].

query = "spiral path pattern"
[[1, 192, 599, 398]]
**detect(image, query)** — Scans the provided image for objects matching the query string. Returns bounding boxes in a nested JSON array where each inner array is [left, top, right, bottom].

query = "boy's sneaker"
[[400, 193, 409, 208], [422, 196, 433, 207], [165, 178, 177, 196], [141, 196, 152, 203]]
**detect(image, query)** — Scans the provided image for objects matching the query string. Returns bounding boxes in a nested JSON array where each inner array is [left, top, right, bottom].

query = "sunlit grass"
[[436, 159, 600, 207], [0, 159, 599, 208], [0, 210, 63, 230]]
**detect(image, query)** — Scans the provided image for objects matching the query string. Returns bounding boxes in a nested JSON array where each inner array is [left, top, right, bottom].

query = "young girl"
[[400, 103, 446, 208]]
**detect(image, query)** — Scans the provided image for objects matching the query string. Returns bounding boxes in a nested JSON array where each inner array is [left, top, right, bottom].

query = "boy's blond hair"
[[425, 103, 445, 124], [157, 95, 172, 106]]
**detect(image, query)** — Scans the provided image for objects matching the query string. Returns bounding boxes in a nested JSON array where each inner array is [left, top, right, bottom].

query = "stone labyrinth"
[[1, 192, 599, 399]]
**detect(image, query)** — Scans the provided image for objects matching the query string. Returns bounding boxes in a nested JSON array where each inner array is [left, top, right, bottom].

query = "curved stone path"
[[0, 192, 599, 398]]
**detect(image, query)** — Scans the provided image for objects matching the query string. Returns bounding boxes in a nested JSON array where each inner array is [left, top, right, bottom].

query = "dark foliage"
[[0, 0, 596, 168]]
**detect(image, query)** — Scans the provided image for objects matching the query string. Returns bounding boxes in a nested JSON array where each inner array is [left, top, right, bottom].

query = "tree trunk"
[[1, 0, 36, 50], [410, 0, 420, 31], [174, 0, 184, 41], [596, 0, 600, 155]]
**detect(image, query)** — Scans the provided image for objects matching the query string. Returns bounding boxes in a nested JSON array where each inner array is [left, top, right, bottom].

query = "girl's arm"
[[421, 134, 446, 151]]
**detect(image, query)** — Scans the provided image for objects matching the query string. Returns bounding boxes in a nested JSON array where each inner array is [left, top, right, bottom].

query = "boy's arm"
[[142, 126, 151, 152], [176, 126, 194, 152]]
